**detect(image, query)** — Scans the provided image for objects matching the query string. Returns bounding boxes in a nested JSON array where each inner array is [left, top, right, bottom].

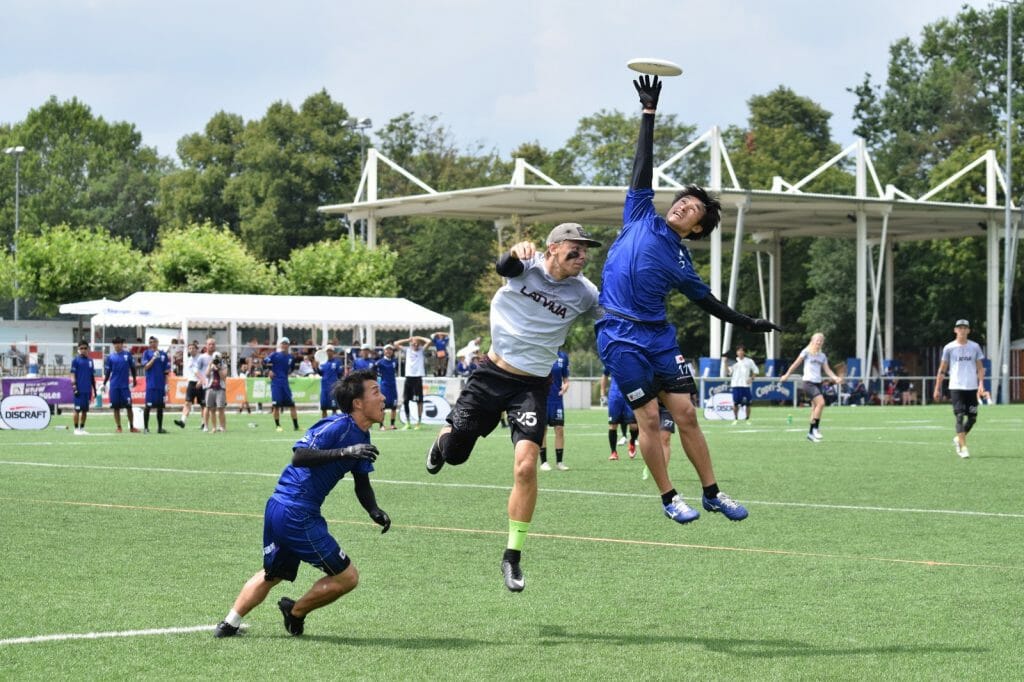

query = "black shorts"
[[447, 358, 549, 446], [802, 381, 823, 400], [949, 389, 979, 417], [403, 376, 424, 403], [185, 381, 205, 406]]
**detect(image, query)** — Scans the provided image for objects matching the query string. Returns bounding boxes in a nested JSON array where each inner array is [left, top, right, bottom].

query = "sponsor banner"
[[246, 377, 322, 403], [166, 377, 247, 405], [1, 377, 74, 404], [399, 394, 451, 426], [701, 378, 793, 403], [704, 392, 742, 420], [0, 394, 52, 430]]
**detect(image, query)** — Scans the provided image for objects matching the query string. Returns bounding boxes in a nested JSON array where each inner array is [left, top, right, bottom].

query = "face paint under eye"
[[565, 249, 580, 260]]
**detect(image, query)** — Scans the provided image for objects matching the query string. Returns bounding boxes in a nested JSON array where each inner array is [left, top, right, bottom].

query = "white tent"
[[82, 292, 455, 373]]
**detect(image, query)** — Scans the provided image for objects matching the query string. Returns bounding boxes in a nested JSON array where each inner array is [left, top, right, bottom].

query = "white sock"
[[225, 610, 242, 627]]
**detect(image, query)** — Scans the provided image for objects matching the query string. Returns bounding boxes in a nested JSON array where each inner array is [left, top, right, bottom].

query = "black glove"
[[369, 508, 391, 534], [746, 318, 783, 333], [342, 443, 379, 462], [633, 74, 662, 110]]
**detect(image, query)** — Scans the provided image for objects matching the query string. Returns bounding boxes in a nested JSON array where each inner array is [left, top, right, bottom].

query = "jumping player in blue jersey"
[[317, 346, 345, 417], [70, 341, 96, 435], [141, 336, 171, 433], [103, 336, 139, 433], [265, 337, 299, 432], [214, 370, 390, 638], [539, 350, 570, 471], [596, 75, 781, 525], [376, 344, 400, 430]]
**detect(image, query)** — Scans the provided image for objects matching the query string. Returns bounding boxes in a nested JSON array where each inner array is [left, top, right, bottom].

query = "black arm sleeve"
[[692, 293, 755, 328], [630, 112, 656, 191], [291, 447, 345, 467], [495, 253, 525, 278], [352, 472, 378, 514]]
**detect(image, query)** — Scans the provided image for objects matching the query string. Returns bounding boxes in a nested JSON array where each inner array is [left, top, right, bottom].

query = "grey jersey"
[[490, 253, 600, 377], [799, 349, 827, 383], [941, 340, 984, 390]]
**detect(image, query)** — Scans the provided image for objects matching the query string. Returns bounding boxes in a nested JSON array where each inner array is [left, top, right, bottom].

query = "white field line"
[[1, 459, 1022, 519], [0, 623, 244, 646]]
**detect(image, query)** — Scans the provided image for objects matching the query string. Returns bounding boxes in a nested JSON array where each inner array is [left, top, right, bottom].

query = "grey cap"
[[384, 343, 395, 350], [546, 222, 601, 247], [361, 343, 372, 350], [955, 319, 970, 327], [278, 337, 290, 345]]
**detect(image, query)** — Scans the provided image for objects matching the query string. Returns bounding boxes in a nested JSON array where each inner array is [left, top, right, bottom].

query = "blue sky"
[[0, 0, 995, 161]]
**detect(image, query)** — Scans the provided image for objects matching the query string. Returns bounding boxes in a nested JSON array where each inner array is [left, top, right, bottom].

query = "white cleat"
[[556, 462, 569, 471], [539, 461, 551, 471]]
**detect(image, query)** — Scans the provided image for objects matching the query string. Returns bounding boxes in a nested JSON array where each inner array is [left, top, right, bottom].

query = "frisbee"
[[314, 348, 329, 364], [627, 57, 683, 77]]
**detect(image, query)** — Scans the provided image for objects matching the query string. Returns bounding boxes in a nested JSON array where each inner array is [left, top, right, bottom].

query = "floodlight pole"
[[4, 145, 25, 321], [342, 117, 373, 248], [997, 2, 1016, 403]]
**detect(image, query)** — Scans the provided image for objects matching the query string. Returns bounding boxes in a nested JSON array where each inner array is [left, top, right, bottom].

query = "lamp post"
[[4, 145, 25, 321], [341, 117, 372, 245]]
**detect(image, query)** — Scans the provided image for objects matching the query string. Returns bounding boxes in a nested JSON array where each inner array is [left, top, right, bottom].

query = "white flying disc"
[[314, 348, 329, 364], [627, 57, 683, 77]]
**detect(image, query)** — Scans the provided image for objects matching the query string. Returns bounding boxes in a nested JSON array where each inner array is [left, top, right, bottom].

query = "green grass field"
[[1, 403, 1021, 680]]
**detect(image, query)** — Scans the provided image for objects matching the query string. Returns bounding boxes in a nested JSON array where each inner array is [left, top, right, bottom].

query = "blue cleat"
[[702, 493, 748, 521], [663, 495, 700, 524]]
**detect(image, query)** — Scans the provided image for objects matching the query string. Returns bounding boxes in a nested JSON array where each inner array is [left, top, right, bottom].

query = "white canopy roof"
[[85, 292, 452, 331]]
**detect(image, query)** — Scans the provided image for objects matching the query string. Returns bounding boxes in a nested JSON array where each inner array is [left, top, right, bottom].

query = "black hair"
[[672, 184, 721, 240], [112, 336, 125, 344], [736, 344, 746, 352], [78, 341, 89, 348], [333, 369, 378, 413]]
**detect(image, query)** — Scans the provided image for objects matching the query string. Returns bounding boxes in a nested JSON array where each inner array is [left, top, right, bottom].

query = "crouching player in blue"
[[214, 370, 391, 638]]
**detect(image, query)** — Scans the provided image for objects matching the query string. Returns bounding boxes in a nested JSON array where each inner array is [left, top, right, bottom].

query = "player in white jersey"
[[723, 345, 759, 423], [393, 335, 431, 429], [779, 332, 842, 442], [933, 319, 986, 458], [426, 223, 601, 593]]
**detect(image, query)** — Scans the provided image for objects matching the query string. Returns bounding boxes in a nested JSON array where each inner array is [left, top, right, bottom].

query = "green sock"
[[507, 519, 530, 551]]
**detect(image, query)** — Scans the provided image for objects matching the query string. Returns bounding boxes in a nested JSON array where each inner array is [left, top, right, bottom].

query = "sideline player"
[[933, 319, 986, 458], [724, 345, 759, 423], [174, 341, 204, 429], [778, 332, 842, 442], [71, 341, 96, 434], [265, 337, 300, 432], [317, 346, 345, 418], [141, 336, 171, 433], [103, 336, 139, 433], [596, 75, 780, 525], [394, 335, 431, 429], [376, 344, 400, 430], [601, 368, 637, 460], [426, 223, 601, 592], [539, 349, 570, 471], [213, 370, 390, 638]]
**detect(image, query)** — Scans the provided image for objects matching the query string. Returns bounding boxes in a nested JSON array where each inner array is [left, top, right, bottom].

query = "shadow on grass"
[[537, 625, 988, 659], [301, 635, 491, 649]]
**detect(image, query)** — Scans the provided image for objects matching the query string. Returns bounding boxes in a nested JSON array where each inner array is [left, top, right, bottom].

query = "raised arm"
[[692, 293, 782, 334], [495, 241, 537, 278], [630, 75, 661, 191]]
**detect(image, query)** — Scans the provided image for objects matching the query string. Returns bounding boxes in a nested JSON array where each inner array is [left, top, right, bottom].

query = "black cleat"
[[425, 439, 444, 475], [277, 597, 305, 636], [173, 419, 185, 429], [213, 621, 240, 638], [501, 558, 525, 592], [158, 428, 169, 434]]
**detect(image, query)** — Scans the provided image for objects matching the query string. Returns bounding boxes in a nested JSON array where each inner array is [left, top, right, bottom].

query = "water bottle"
[[786, 414, 793, 425]]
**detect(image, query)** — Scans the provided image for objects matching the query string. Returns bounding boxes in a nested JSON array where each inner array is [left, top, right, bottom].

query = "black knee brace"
[[439, 430, 479, 466], [964, 413, 977, 434]]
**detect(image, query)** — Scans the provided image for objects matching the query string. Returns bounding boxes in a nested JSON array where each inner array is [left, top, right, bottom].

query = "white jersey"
[[799, 349, 827, 383], [183, 353, 202, 382], [195, 352, 212, 387], [490, 253, 600, 377], [729, 357, 759, 387], [941, 340, 984, 390], [405, 346, 426, 377]]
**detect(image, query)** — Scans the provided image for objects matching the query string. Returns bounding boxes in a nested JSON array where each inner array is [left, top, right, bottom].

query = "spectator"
[[206, 352, 228, 432], [430, 331, 450, 377]]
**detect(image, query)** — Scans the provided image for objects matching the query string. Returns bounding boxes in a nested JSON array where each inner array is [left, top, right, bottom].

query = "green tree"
[[279, 239, 398, 297], [0, 97, 167, 252], [147, 221, 273, 293], [16, 224, 145, 316]]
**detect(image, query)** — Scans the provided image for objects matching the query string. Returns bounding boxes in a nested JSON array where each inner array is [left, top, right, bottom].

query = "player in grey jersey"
[[933, 319, 986, 458], [426, 223, 601, 592]]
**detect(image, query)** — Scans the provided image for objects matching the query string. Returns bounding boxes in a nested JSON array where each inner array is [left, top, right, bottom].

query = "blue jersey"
[[604, 367, 625, 403], [433, 336, 449, 353], [71, 355, 95, 395], [599, 188, 711, 322], [353, 357, 375, 373], [319, 357, 345, 394], [264, 351, 293, 385], [104, 350, 135, 389], [271, 414, 375, 512], [548, 351, 570, 399], [142, 349, 170, 390], [376, 356, 398, 388]]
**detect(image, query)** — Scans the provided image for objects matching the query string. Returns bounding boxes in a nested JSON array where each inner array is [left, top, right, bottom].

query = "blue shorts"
[[73, 394, 91, 413], [731, 387, 752, 406], [108, 386, 132, 409], [145, 387, 166, 407], [262, 497, 350, 581], [319, 391, 336, 412], [271, 382, 295, 408], [596, 316, 695, 408], [607, 393, 635, 424], [546, 396, 565, 426], [381, 383, 398, 410]]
